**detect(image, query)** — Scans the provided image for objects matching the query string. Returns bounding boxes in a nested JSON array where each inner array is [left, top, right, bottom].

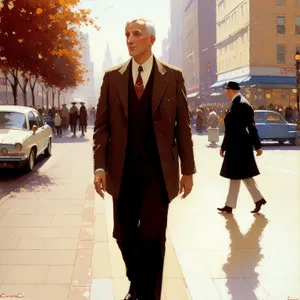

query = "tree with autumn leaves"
[[0, 0, 99, 106]]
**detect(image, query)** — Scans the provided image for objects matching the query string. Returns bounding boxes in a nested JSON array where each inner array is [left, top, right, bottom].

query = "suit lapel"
[[152, 58, 169, 116], [116, 59, 131, 118]]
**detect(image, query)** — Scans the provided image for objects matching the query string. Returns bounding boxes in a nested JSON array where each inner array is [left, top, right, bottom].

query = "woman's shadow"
[[220, 213, 269, 299]]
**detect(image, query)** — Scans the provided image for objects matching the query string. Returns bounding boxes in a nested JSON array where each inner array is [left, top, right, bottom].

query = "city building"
[[211, 0, 300, 108], [68, 33, 97, 108], [159, 30, 171, 63], [169, 0, 184, 69], [182, 0, 217, 104]]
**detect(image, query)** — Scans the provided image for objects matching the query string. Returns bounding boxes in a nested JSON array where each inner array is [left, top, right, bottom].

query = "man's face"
[[225, 88, 234, 100], [125, 21, 155, 57]]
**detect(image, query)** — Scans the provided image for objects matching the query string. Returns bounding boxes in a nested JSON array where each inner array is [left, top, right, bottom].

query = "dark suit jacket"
[[93, 57, 196, 201], [220, 95, 261, 179]]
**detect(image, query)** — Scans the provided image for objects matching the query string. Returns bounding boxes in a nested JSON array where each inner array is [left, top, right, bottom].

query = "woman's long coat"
[[220, 95, 261, 179]]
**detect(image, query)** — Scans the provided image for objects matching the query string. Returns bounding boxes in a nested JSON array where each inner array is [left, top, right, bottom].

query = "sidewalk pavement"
[[0, 129, 189, 300]]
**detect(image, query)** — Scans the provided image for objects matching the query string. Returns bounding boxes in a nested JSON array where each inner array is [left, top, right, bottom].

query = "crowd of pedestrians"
[[190, 101, 299, 134], [35, 102, 96, 137]]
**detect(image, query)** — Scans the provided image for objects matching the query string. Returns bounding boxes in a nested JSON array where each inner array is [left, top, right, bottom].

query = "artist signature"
[[0, 294, 24, 299]]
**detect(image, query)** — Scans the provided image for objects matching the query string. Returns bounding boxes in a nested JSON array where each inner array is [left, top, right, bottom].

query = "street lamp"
[[295, 52, 300, 144]]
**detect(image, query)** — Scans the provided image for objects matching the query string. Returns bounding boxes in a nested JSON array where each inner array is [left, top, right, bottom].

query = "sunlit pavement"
[[0, 128, 299, 300], [168, 132, 300, 300]]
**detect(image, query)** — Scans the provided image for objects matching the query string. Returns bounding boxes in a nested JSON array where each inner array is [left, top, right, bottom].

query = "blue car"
[[254, 110, 299, 145]]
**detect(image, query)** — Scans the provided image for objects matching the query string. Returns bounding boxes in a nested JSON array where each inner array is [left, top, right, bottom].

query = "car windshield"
[[0, 112, 27, 129], [254, 112, 265, 122]]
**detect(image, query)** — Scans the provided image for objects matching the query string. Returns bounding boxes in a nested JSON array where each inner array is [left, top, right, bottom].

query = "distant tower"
[[102, 42, 113, 72]]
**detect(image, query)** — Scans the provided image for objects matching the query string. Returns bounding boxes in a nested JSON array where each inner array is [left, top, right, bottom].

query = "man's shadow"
[[220, 214, 269, 299]]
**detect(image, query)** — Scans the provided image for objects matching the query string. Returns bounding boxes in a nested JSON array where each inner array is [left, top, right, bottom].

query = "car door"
[[33, 111, 47, 149], [265, 112, 288, 138], [28, 112, 44, 154]]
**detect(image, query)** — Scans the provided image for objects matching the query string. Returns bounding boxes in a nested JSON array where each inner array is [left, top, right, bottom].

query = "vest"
[[125, 61, 160, 165]]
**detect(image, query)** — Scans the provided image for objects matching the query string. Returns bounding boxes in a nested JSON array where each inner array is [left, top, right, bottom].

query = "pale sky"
[[80, 0, 171, 90]]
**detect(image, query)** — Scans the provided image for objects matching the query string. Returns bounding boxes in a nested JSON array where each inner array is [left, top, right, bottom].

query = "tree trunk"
[[29, 77, 38, 108], [46, 91, 49, 109], [52, 87, 56, 108], [5, 67, 19, 105], [11, 82, 18, 105], [22, 89, 28, 107], [58, 90, 61, 108]]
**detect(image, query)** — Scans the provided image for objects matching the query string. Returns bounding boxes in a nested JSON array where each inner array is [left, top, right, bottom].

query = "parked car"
[[254, 110, 299, 145], [0, 106, 53, 172]]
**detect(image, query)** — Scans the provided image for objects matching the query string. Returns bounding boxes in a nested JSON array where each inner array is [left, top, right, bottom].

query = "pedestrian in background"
[[69, 102, 78, 137], [79, 101, 88, 137], [54, 112, 62, 137], [93, 17, 195, 300], [61, 104, 69, 131], [218, 81, 267, 214]]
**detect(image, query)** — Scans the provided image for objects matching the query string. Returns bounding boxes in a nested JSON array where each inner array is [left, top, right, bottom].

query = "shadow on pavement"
[[0, 155, 53, 198], [52, 135, 90, 144], [220, 213, 269, 300], [261, 142, 300, 151]]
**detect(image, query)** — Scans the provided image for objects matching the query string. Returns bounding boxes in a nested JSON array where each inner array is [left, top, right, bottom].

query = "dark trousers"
[[113, 157, 169, 300], [71, 125, 76, 136], [55, 126, 62, 136], [80, 125, 87, 136]]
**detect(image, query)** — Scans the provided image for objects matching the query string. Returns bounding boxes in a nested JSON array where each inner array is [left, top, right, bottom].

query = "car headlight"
[[14, 143, 23, 151]]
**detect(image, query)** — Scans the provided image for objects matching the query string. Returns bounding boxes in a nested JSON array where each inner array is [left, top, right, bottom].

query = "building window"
[[276, 0, 284, 5], [297, 0, 300, 5], [277, 16, 286, 35], [296, 17, 300, 35], [296, 46, 300, 53], [277, 45, 285, 64]]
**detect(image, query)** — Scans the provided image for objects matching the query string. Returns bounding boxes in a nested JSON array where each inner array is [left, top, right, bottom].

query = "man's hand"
[[94, 170, 106, 199], [256, 148, 263, 156], [220, 149, 225, 158], [179, 175, 193, 199]]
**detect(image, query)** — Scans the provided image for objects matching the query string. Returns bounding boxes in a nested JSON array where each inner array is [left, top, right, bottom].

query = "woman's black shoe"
[[251, 198, 267, 213], [217, 206, 233, 213]]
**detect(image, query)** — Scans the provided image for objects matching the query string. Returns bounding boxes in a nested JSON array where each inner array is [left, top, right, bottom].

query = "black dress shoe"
[[251, 198, 267, 213], [217, 206, 233, 213], [124, 283, 137, 300]]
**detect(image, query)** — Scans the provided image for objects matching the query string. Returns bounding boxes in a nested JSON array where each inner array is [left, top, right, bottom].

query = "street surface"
[[0, 128, 299, 300]]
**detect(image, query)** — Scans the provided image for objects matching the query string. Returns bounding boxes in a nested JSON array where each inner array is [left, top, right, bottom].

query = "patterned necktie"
[[135, 65, 144, 99]]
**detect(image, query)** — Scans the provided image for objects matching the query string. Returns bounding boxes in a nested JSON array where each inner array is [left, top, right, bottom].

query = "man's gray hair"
[[125, 18, 156, 36]]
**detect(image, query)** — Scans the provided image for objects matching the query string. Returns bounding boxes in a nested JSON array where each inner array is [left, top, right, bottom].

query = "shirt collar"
[[132, 55, 154, 73], [232, 92, 241, 101]]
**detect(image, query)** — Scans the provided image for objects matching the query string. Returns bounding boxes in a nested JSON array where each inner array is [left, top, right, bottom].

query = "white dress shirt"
[[94, 55, 154, 174], [132, 55, 154, 88]]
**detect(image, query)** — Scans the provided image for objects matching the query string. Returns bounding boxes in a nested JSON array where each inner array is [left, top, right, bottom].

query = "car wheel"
[[24, 149, 36, 173], [44, 139, 52, 157], [278, 140, 285, 145]]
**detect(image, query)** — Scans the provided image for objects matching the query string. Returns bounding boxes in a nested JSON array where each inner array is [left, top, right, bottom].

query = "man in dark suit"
[[218, 81, 267, 214], [93, 18, 196, 300]]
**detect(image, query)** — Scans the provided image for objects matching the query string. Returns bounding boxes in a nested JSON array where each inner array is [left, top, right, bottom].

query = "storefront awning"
[[187, 91, 199, 98], [240, 76, 296, 86], [210, 76, 249, 89]]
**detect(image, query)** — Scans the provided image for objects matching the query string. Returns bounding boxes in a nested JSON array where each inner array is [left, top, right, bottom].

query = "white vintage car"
[[0, 105, 53, 172]]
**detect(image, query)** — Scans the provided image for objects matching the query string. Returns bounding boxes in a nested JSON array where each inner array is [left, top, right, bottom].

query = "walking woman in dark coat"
[[218, 81, 267, 214]]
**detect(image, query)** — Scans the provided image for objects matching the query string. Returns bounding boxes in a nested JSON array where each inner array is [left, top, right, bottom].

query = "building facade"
[[182, 0, 217, 102], [169, 0, 184, 69], [212, 0, 300, 108], [182, 0, 200, 97]]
